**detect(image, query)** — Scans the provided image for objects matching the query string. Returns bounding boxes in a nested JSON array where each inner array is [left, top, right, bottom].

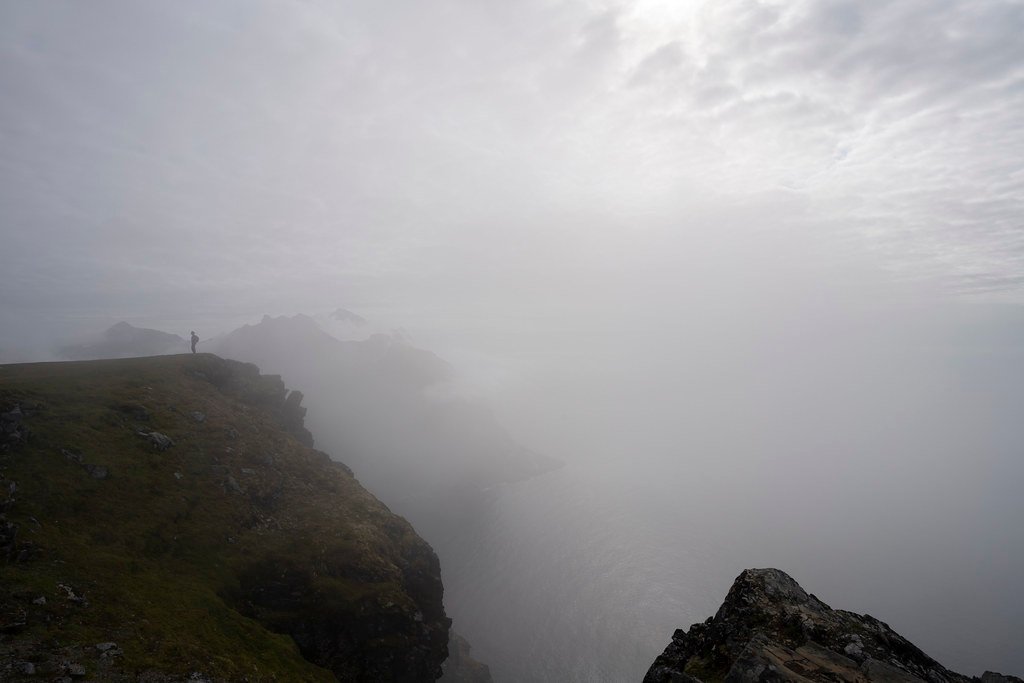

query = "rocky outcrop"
[[644, 568, 1019, 683]]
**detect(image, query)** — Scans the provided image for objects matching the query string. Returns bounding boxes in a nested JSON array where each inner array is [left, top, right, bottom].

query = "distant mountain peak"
[[331, 308, 367, 325], [59, 322, 184, 360]]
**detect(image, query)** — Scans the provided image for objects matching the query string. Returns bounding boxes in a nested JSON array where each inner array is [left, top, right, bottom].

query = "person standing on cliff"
[[190, 331, 199, 354]]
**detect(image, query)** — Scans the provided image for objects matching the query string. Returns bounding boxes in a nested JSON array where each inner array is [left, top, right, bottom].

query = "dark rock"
[[18, 661, 35, 675], [983, 674, 1024, 683], [1, 405, 23, 424], [137, 431, 174, 451], [1, 409, 30, 446], [281, 390, 314, 447], [439, 631, 493, 683], [643, 568, 990, 683], [64, 661, 86, 677], [0, 607, 27, 633], [57, 583, 87, 605], [190, 411, 206, 423], [61, 448, 84, 464], [95, 642, 117, 652]]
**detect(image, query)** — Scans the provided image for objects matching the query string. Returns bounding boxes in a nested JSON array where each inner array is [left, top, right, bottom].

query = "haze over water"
[[409, 302, 1024, 681]]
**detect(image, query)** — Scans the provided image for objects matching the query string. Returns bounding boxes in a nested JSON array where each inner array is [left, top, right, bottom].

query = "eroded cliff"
[[0, 354, 449, 681]]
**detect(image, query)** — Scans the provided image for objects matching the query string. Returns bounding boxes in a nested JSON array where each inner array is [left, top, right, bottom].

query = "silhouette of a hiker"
[[190, 331, 199, 354]]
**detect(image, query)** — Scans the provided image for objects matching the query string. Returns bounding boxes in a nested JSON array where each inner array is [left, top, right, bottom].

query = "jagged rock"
[[57, 583, 87, 605], [18, 661, 35, 675], [1, 407, 30, 448], [32, 596, 46, 605], [644, 568, 1006, 683], [224, 475, 242, 494], [137, 431, 174, 450], [190, 411, 206, 423]]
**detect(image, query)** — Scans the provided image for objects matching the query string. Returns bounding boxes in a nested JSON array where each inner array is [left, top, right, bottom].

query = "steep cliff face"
[[0, 354, 449, 681], [209, 314, 561, 527], [644, 568, 1021, 683]]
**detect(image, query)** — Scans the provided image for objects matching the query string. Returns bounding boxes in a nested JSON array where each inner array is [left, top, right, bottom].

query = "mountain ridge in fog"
[[57, 321, 186, 360], [203, 312, 561, 532]]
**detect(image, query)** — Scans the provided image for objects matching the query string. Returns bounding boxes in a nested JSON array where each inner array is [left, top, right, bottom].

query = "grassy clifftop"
[[0, 354, 449, 682]]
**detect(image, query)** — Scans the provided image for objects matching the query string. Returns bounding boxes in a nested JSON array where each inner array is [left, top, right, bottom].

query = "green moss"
[[0, 354, 444, 681]]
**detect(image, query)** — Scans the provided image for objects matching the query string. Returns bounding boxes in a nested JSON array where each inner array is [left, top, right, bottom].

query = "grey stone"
[[32, 596, 46, 605], [95, 642, 118, 652], [138, 431, 174, 450], [62, 448, 84, 464], [19, 661, 35, 675], [191, 411, 206, 423], [1, 405, 22, 423], [982, 673, 1024, 683]]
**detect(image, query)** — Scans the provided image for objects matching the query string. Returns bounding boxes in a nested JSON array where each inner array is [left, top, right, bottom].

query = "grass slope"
[[0, 354, 448, 682]]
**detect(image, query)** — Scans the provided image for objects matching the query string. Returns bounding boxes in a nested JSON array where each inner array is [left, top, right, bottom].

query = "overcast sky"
[[1, 0, 1023, 354]]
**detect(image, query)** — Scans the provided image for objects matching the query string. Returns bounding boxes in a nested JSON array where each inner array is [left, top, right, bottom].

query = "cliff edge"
[[644, 568, 1021, 683], [0, 354, 449, 681]]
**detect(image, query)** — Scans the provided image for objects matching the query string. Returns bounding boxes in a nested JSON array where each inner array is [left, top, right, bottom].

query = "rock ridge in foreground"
[[644, 568, 1020, 683]]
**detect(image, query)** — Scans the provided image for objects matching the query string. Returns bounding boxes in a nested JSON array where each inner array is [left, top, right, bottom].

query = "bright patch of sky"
[[0, 0, 1022, 348]]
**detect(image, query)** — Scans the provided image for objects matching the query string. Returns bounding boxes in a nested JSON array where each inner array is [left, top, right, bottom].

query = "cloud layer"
[[1, 0, 1022, 344]]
